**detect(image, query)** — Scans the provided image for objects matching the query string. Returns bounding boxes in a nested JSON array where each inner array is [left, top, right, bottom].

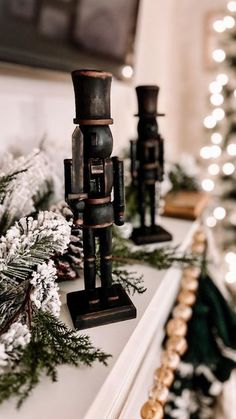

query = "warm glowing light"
[[223, 15, 235, 29], [225, 272, 236, 284], [202, 179, 215, 191], [209, 81, 222, 94], [216, 73, 229, 86], [121, 65, 133, 79], [210, 93, 224, 106], [212, 108, 225, 121], [227, 1, 236, 12], [213, 19, 226, 32], [223, 162, 235, 175], [212, 49, 226, 62], [200, 145, 221, 159], [211, 133, 223, 144], [225, 252, 236, 264], [227, 143, 236, 156], [203, 115, 217, 129], [234, 89, 236, 97], [228, 262, 236, 272], [208, 163, 220, 175], [200, 146, 212, 159], [206, 216, 217, 228], [213, 206, 226, 220], [211, 145, 222, 158]]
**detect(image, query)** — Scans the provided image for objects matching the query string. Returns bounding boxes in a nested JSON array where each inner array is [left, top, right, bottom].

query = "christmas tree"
[[200, 1, 236, 288]]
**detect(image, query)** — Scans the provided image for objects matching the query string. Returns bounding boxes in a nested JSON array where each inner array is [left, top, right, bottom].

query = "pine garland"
[[0, 310, 110, 408], [0, 152, 111, 408], [0, 150, 53, 234], [0, 212, 110, 407], [167, 163, 200, 193], [112, 228, 200, 271], [112, 268, 146, 295], [0, 149, 202, 410]]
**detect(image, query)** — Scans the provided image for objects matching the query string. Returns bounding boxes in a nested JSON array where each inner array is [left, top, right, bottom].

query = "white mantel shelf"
[[1, 217, 198, 419]]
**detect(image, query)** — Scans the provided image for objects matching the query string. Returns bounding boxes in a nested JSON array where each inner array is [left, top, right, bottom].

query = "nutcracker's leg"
[[99, 226, 112, 289], [83, 227, 96, 292], [138, 182, 146, 229], [149, 183, 156, 228]]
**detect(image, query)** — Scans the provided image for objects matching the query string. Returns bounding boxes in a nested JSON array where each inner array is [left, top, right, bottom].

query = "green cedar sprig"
[[112, 268, 146, 295], [112, 228, 200, 270], [168, 163, 200, 193], [0, 310, 110, 408]]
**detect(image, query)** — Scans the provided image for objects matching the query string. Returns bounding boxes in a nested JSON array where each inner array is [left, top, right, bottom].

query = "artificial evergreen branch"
[[0, 285, 29, 339], [0, 150, 53, 234], [0, 310, 110, 408], [168, 163, 200, 193], [124, 184, 138, 221], [33, 181, 54, 212], [95, 260, 146, 296], [0, 284, 32, 335], [0, 209, 111, 408], [0, 211, 71, 334], [0, 171, 25, 203], [112, 268, 146, 295], [0, 151, 114, 409], [112, 228, 201, 270], [0, 211, 71, 284]]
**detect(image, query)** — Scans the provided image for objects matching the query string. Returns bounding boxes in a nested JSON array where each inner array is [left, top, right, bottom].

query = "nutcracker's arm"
[[64, 127, 88, 224], [130, 140, 138, 185], [64, 159, 86, 225], [157, 134, 164, 182], [112, 156, 125, 226]]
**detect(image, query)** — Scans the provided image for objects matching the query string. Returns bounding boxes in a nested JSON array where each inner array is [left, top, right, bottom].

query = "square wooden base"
[[131, 225, 172, 245], [67, 284, 136, 330]]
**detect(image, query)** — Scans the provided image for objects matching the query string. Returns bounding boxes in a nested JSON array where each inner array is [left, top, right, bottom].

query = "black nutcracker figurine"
[[130, 85, 172, 245], [64, 69, 136, 329]]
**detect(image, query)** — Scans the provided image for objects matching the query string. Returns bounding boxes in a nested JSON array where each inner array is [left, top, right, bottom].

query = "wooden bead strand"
[[140, 227, 206, 418]]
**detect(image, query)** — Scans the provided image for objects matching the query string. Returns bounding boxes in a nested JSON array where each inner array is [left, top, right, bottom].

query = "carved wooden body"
[[130, 85, 172, 245], [64, 69, 136, 329]]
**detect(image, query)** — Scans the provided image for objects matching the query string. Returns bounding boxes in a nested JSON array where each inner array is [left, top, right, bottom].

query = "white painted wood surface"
[[0, 217, 198, 419]]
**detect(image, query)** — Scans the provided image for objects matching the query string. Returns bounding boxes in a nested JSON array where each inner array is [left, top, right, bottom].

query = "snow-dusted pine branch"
[[0, 150, 53, 234]]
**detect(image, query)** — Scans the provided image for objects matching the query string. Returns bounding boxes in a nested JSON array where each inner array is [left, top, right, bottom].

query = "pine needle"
[[0, 310, 111, 408]]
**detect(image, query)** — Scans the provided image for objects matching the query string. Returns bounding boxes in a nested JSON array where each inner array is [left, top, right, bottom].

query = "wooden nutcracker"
[[130, 85, 172, 244], [65, 69, 136, 329]]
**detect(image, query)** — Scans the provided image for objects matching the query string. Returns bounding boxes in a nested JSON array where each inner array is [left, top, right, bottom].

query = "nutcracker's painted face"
[[81, 125, 113, 159]]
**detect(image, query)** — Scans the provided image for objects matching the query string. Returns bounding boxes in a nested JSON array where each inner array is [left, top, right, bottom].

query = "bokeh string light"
[[227, 1, 236, 12], [211, 132, 223, 144], [212, 49, 226, 63], [201, 6, 236, 288]]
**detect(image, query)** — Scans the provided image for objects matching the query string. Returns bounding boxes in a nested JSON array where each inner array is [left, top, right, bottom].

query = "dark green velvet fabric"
[[164, 274, 236, 418]]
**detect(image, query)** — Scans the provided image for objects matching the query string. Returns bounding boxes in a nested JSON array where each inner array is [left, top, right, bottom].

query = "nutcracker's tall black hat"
[[135, 85, 165, 117], [71, 69, 113, 125]]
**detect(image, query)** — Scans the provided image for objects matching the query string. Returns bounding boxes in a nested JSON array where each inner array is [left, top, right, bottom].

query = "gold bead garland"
[[191, 242, 205, 254], [181, 275, 199, 291], [183, 266, 201, 278], [154, 367, 174, 387], [161, 349, 180, 370], [177, 289, 196, 306], [141, 400, 164, 419], [140, 228, 206, 418], [166, 336, 188, 356], [148, 382, 169, 405], [166, 317, 187, 337], [172, 303, 193, 321]]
